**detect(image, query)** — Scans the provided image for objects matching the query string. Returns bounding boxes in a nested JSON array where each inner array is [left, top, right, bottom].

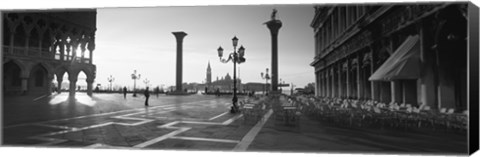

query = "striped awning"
[[369, 35, 421, 81]]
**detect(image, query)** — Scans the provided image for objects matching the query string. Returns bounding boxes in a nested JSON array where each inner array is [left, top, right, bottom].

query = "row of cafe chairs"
[[291, 95, 467, 134], [239, 96, 267, 124], [272, 96, 302, 127], [239, 95, 303, 127]]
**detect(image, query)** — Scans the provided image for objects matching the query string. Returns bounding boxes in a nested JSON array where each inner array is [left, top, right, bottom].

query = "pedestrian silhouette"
[[144, 87, 150, 106], [123, 86, 127, 99], [155, 86, 160, 98]]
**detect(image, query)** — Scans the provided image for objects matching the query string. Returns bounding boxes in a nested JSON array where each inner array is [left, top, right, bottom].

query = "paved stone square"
[[2, 93, 468, 155]]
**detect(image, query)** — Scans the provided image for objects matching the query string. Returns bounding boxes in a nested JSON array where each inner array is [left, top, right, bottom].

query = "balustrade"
[[3, 45, 91, 64]]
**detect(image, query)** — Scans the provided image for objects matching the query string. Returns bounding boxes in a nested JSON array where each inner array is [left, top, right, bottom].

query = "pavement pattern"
[[2, 93, 468, 155]]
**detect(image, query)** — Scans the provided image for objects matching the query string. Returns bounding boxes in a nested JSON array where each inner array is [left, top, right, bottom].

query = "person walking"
[[123, 86, 127, 99], [144, 87, 150, 106], [155, 86, 160, 98]]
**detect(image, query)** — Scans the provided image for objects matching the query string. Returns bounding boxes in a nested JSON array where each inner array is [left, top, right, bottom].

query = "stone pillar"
[[21, 76, 28, 95], [356, 55, 362, 99], [25, 34, 31, 55], [345, 61, 351, 99], [337, 63, 342, 98], [370, 56, 379, 101], [24, 24, 34, 55], [314, 72, 318, 96], [59, 40, 65, 61], [326, 69, 331, 97], [331, 68, 335, 98], [69, 76, 77, 97], [320, 72, 324, 97], [265, 19, 282, 92], [88, 35, 96, 64], [66, 42, 71, 61], [322, 72, 326, 97], [57, 75, 63, 93], [419, 23, 436, 108], [9, 31, 15, 54], [86, 78, 94, 96], [47, 74, 54, 95], [172, 31, 187, 92]]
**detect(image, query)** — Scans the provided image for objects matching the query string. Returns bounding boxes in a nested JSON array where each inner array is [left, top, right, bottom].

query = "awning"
[[369, 35, 421, 81]]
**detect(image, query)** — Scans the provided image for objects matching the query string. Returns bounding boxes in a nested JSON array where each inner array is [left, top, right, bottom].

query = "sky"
[[91, 5, 316, 90]]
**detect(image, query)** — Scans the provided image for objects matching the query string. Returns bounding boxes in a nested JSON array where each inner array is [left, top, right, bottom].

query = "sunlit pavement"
[[2, 93, 467, 154]]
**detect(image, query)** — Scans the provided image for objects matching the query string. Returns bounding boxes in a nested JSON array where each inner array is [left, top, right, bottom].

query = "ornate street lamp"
[[143, 78, 150, 88], [260, 68, 270, 95], [217, 36, 246, 113], [107, 75, 115, 92], [131, 70, 141, 97]]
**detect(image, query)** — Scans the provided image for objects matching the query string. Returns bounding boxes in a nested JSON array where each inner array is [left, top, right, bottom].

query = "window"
[[351, 6, 357, 23], [337, 8, 342, 36], [341, 7, 347, 32]]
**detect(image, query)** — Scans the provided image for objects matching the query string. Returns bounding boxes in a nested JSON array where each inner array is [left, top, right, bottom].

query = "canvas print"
[[1, 2, 477, 156]]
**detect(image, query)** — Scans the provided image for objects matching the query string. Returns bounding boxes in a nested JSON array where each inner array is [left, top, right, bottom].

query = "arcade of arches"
[[3, 11, 97, 97], [311, 4, 468, 111]]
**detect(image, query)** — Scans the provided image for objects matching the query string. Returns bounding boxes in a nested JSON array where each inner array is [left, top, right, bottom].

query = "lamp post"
[[143, 78, 150, 88], [131, 70, 141, 97], [260, 68, 270, 95], [107, 75, 115, 92], [217, 36, 246, 113]]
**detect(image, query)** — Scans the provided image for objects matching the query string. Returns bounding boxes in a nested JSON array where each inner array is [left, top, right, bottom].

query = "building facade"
[[310, 3, 468, 111], [3, 10, 97, 97]]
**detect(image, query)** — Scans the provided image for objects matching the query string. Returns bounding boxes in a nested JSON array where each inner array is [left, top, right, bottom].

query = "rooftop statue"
[[271, 8, 278, 20]]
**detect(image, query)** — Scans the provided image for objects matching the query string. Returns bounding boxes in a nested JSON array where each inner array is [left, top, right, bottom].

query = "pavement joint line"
[[222, 114, 244, 125], [5, 98, 213, 129], [3, 104, 178, 129], [133, 127, 191, 148], [30, 137, 68, 146], [137, 112, 245, 148], [170, 136, 240, 144], [33, 94, 49, 101], [233, 109, 273, 151], [208, 111, 229, 121], [23, 106, 178, 146], [6, 98, 235, 147], [86, 143, 137, 149]]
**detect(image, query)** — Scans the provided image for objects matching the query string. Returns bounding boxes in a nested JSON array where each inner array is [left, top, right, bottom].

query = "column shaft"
[[172, 32, 187, 92], [21, 77, 28, 94], [87, 79, 93, 96], [346, 61, 351, 98], [266, 20, 282, 92], [356, 55, 361, 99], [69, 78, 77, 97]]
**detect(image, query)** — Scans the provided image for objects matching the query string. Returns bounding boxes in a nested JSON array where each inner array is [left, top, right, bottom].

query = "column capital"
[[69, 77, 78, 83], [172, 31, 187, 41], [86, 78, 95, 83], [265, 20, 283, 35]]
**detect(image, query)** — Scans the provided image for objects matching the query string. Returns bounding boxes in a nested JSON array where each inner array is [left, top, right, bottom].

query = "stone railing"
[[3, 46, 92, 64]]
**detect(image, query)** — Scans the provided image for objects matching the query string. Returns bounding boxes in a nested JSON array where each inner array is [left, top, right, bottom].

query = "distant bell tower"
[[206, 61, 212, 84]]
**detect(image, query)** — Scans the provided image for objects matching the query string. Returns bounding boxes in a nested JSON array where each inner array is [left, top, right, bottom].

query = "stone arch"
[[54, 65, 71, 80], [3, 60, 24, 95], [3, 59, 27, 77], [28, 63, 50, 95], [71, 66, 94, 81]]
